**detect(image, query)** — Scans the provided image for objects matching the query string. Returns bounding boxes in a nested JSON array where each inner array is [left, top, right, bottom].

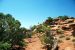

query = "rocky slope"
[[51, 19, 75, 50], [25, 18, 75, 50]]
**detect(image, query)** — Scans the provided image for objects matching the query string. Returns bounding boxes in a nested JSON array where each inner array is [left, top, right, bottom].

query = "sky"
[[0, 0, 75, 29]]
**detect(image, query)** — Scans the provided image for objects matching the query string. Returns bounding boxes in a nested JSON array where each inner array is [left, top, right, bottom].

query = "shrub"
[[58, 40, 63, 43], [70, 17, 75, 19], [59, 35, 65, 38], [0, 42, 11, 50], [56, 29, 63, 34], [72, 39, 75, 42], [58, 16, 69, 20], [40, 30, 54, 50], [44, 17, 54, 25], [30, 25, 36, 31], [66, 37, 70, 40], [26, 32, 32, 38], [0, 13, 27, 50], [36, 24, 50, 33]]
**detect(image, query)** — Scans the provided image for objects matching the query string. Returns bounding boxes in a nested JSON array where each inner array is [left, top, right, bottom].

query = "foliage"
[[0, 42, 11, 50], [70, 17, 75, 19], [58, 15, 69, 20], [40, 30, 55, 50], [26, 31, 32, 38], [30, 25, 37, 31], [41, 30, 54, 45], [37, 24, 54, 47], [42, 34, 54, 45], [37, 24, 50, 33], [56, 29, 63, 34], [36, 24, 53, 47], [0, 13, 27, 49], [1, 13, 74, 50], [44, 17, 54, 25]]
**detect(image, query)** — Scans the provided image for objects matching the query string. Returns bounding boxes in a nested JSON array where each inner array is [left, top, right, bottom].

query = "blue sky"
[[0, 0, 75, 28]]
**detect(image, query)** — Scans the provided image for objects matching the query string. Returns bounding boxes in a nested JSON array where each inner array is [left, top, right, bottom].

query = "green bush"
[[44, 17, 54, 25], [40, 30, 55, 50], [36, 24, 50, 33], [58, 16, 69, 20], [0, 13, 27, 50], [26, 32, 32, 38], [41, 30, 54, 45], [30, 25, 36, 31], [56, 29, 63, 34], [0, 42, 11, 50]]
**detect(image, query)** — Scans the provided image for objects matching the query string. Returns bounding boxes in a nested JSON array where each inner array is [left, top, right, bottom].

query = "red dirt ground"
[[25, 35, 45, 50]]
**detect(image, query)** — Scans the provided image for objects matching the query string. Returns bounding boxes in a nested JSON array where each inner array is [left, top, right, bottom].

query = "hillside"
[[25, 16, 75, 50], [0, 13, 75, 50], [50, 18, 75, 50]]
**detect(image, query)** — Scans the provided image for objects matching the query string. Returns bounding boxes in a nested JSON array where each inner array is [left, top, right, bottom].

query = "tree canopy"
[[57, 15, 69, 20], [0, 13, 27, 50], [44, 17, 54, 25]]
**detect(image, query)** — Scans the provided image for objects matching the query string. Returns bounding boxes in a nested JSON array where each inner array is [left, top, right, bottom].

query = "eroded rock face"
[[69, 23, 75, 36], [62, 26, 70, 31], [51, 19, 75, 50], [64, 31, 72, 36], [65, 19, 74, 23], [69, 23, 75, 28]]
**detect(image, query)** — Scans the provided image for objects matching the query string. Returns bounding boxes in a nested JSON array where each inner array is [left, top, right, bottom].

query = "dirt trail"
[[25, 35, 45, 50]]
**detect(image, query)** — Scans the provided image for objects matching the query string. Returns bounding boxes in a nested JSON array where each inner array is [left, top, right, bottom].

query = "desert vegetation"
[[0, 12, 75, 50], [0, 13, 32, 50]]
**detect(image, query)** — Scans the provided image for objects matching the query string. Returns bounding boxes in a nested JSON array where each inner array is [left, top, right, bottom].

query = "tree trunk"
[[51, 38, 58, 50], [46, 45, 52, 50]]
